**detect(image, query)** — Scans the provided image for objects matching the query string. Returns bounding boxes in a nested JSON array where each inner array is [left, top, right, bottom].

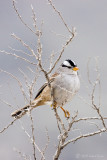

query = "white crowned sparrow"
[[11, 59, 80, 118]]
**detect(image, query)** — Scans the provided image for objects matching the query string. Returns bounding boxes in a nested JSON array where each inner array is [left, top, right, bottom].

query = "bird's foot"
[[51, 101, 57, 109], [60, 107, 70, 119]]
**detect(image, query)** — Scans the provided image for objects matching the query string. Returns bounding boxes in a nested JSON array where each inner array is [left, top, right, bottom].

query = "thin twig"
[[19, 120, 45, 160], [13, 147, 31, 160], [62, 128, 107, 147], [29, 112, 36, 160], [48, 0, 74, 35], [8, 46, 34, 57], [41, 128, 50, 160], [11, 33, 38, 59], [0, 119, 17, 133], [31, 4, 41, 36], [12, 0, 38, 36], [48, 36, 74, 74], [87, 57, 93, 85], [67, 111, 78, 132], [0, 69, 28, 103], [0, 98, 13, 108], [0, 50, 37, 65], [91, 77, 106, 129], [54, 108, 66, 132], [47, 0, 76, 74], [74, 117, 107, 123]]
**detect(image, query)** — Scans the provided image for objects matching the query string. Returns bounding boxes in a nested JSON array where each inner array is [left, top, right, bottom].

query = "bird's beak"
[[73, 67, 79, 71]]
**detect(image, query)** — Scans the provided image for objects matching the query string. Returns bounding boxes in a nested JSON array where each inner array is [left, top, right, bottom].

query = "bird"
[[11, 59, 80, 119]]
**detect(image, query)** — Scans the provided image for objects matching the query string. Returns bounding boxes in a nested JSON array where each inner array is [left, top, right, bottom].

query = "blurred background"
[[0, 0, 107, 159]]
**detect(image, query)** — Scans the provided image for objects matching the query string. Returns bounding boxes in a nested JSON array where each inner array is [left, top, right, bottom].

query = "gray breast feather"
[[52, 74, 80, 106]]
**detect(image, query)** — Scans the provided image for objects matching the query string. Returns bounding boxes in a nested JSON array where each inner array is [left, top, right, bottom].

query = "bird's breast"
[[52, 74, 80, 106]]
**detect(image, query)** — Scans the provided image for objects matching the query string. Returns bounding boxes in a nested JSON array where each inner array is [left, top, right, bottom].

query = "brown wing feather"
[[35, 83, 47, 99], [34, 76, 57, 99], [11, 72, 59, 118]]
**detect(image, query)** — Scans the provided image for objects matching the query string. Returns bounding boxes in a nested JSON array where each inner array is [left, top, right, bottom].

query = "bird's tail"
[[11, 98, 44, 119], [11, 105, 32, 119]]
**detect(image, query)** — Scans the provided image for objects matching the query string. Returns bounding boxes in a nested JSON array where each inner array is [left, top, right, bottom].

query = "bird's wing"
[[34, 83, 48, 99], [34, 72, 59, 99]]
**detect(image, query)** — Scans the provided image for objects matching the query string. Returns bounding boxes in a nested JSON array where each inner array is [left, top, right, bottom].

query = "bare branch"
[[91, 74, 106, 129], [87, 57, 93, 85], [19, 120, 45, 160], [74, 117, 107, 123], [0, 98, 13, 108], [13, 147, 31, 160], [63, 128, 107, 147], [41, 128, 50, 160], [19, 68, 30, 90], [0, 69, 28, 103], [12, 0, 38, 36], [53, 111, 78, 160], [46, 0, 76, 75], [11, 33, 37, 59], [54, 108, 66, 132], [48, 0, 74, 35], [67, 111, 78, 132], [94, 57, 101, 107], [8, 46, 34, 57], [31, 4, 41, 36], [48, 36, 75, 74], [0, 119, 17, 133], [0, 50, 37, 65], [29, 112, 36, 160]]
